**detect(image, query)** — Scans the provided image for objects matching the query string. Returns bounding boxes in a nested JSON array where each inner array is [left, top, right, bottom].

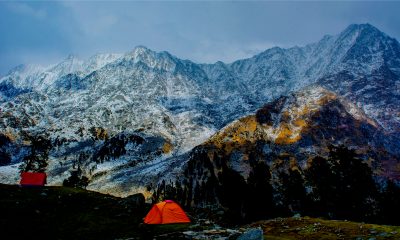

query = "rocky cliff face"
[[158, 87, 399, 222], [182, 86, 399, 187], [0, 24, 399, 198]]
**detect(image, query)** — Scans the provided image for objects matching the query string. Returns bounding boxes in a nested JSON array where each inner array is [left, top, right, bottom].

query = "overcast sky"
[[1, 1, 400, 75]]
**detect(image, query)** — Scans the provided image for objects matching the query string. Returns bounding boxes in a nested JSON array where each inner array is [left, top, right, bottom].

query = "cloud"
[[61, 2, 119, 36], [6, 2, 47, 20], [1, 1, 400, 75]]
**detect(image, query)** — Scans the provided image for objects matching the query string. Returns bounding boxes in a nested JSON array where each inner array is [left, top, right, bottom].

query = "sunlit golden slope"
[[206, 86, 377, 153]]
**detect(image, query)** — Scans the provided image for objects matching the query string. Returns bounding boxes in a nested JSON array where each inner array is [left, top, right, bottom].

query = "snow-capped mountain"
[[0, 23, 399, 197], [205, 23, 400, 132]]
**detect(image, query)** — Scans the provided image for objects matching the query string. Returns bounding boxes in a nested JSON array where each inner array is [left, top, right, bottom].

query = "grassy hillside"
[[0, 184, 149, 239]]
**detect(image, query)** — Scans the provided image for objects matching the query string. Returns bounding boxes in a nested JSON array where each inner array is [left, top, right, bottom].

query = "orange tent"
[[144, 200, 191, 224]]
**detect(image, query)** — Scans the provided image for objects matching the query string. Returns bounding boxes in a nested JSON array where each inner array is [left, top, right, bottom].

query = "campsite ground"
[[0, 184, 399, 239], [251, 217, 400, 240]]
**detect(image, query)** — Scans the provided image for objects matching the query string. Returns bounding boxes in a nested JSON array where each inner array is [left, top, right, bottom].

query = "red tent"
[[144, 200, 190, 224], [20, 172, 47, 186]]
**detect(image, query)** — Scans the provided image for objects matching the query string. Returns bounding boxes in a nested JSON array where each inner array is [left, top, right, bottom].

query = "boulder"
[[237, 228, 263, 240], [120, 193, 145, 209]]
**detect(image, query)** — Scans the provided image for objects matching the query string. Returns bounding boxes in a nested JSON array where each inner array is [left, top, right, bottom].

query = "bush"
[[63, 168, 89, 189]]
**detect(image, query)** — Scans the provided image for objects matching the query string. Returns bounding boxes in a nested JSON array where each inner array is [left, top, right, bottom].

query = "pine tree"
[[305, 156, 337, 217], [305, 146, 378, 221], [20, 135, 51, 173], [280, 169, 308, 215], [328, 146, 378, 221], [380, 180, 400, 225], [63, 166, 89, 189], [246, 161, 274, 220]]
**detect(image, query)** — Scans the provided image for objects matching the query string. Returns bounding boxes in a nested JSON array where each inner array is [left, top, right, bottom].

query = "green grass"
[[251, 216, 400, 240]]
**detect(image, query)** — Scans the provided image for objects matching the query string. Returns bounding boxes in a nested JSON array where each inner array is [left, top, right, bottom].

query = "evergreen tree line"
[[155, 146, 400, 225], [62, 152, 91, 188], [19, 135, 90, 189]]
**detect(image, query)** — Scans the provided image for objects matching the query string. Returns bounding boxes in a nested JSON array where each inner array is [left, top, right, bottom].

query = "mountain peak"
[[346, 23, 375, 30], [131, 45, 153, 55], [122, 45, 154, 61], [120, 45, 180, 72], [339, 23, 387, 40], [123, 45, 154, 59], [133, 45, 149, 51], [344, 23, 381, 33]]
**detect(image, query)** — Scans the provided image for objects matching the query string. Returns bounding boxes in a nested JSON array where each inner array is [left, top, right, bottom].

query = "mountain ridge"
[[0, 23, 399, 198]]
